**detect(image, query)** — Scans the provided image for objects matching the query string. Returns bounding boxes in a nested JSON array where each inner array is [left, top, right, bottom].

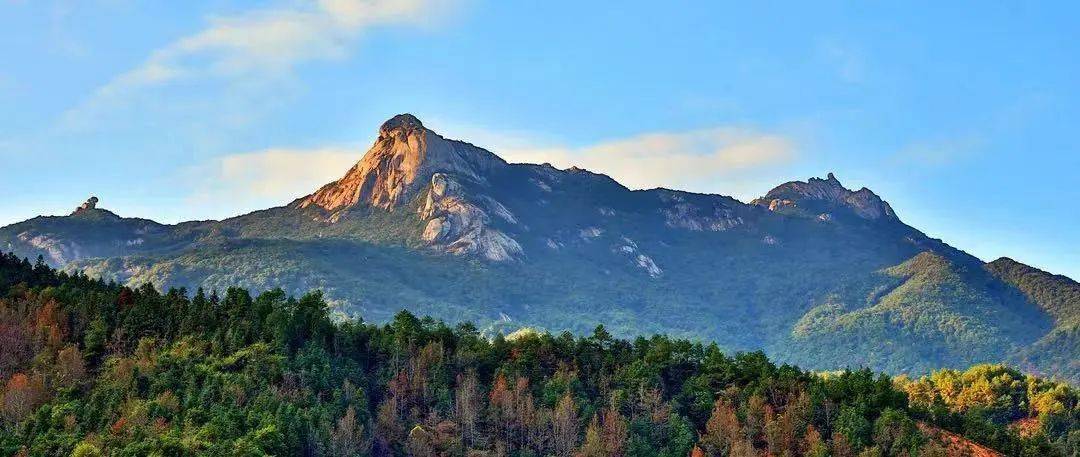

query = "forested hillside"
[[1, 253, 1076, 456]]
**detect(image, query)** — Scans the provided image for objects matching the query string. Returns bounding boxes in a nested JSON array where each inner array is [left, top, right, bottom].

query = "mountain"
[[2, 114, 1076, 381]]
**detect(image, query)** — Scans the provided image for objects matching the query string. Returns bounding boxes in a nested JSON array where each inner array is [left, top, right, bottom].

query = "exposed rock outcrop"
[[418, 173, 522, 262], [75, 196, 99, 213], [292, 114, 521, 261], [656, 190, 744, 232], [17, 232, 82, 265], [613, 236, 663, 277], [296, 114, 507, 216], [752, 173, 896, 221]]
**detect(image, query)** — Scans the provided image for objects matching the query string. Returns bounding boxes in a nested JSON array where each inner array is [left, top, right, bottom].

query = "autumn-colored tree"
[[636, 386, 671, 424], [2, 372, 44, 423], [832, 431, 856, 457], [406, 424, 436, 457], [329, 406, 370, 456], [599, 406, 628, 457], [489, 373, 515, 449], [454, 370, 482, 447], [577, 416, 605, 457], [55, 345, 87, 388], [701, 399, 741, 456], [513, 377, 539, 451], [552, 392, 580, 457], [433, 421, 465, 455], [375, 396, 405, 450], [765, 403, 798, 455], [803, 425, 828, 457], [744, 394, 767, 445], [0, 322, 30, 380], [729, 438, 757, 457], [386, 369, 417, 423]]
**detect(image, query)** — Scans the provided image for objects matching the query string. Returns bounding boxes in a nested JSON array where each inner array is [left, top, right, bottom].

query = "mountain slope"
[[987, 257, 1080, 380], [783, 252, 1051, 374], [1, 114, 1075, 381]]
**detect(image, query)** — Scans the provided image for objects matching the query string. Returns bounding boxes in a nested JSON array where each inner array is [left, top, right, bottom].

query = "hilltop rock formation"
[[295, 114, 507, 219], [75, 196, 99, 213], [753, 172, 896, 220]]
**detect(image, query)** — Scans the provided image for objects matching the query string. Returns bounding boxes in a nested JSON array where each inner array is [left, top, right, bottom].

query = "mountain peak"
[[295, 113, 506, 216], [753, 174, 897, 221], [74, 196, 99, 214], [379, 113, 424, 135]]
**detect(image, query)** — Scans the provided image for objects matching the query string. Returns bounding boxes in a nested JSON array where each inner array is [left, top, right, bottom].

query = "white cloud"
[[189, 147, 360, 210], [114, 0, 446, 89], [187, 123, 796, 214], [64, 0, 456, 129], [478, 127, 797, 191]]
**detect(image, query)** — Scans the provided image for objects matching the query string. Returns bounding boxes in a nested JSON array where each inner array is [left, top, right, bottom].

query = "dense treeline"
[[0, 253, 1076, 456]]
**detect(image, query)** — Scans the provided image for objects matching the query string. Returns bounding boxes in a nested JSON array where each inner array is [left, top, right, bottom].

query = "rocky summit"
[[1, 114, 1076, 381]]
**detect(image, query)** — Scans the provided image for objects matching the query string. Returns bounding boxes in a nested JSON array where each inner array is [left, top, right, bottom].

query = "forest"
[[0, 252, 1076, 456]]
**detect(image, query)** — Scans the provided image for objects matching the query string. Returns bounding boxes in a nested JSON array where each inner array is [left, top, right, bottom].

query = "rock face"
[[752, 173, 896, 220], [75, 196, 99, 213], [295, 114, 507, 217], [16, 232, 81, 265], [293, 114, 522, 260], [657, 190, 744, 232], [418, 173, 522, 261]]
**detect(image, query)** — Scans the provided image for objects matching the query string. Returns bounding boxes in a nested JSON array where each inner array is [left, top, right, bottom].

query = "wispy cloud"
[[189, 146, 361, 210], [817, 38, 865, 84], [893, 135, 983, 167], [187, 123, 797, 212], [62, 0, 456, 130], [462, 126, 798, 192]]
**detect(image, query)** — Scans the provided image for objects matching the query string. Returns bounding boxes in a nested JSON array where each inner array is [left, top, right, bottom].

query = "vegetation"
[[785, 252, 1053, 376], [0, 253, 1076, 456]]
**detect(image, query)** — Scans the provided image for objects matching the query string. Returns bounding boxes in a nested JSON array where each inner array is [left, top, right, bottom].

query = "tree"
[[872, 409, 923, 457], [406, 425, 436, 457], [835, 405, 872, 450], [576, 408, 628, 457], [0, 323, 29, 380], [2, 373, 44, 423], [553, 393, 580, 457], [803, 425, 828, 457], [454, 370, 482, 447], [578, 416, 606, 457], [328, 407, 370, 456], [83, 317, 108, 361], [832, 431, 856, 457], [71, 442, 104, 457], [375, 396, 404, 451], [701, 399, 741, 456], [599, 406, 628, 457], [744, 394, 767, 445], [489, 373, 515, 449], [55, 345, 86, 388]]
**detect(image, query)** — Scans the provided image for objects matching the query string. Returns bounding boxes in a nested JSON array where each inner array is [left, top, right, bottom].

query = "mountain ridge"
[[2, 113, 1075, 382]]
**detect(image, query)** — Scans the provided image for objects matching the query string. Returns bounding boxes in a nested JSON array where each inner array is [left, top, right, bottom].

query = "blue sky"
[[1, 1, 1077, 278]]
